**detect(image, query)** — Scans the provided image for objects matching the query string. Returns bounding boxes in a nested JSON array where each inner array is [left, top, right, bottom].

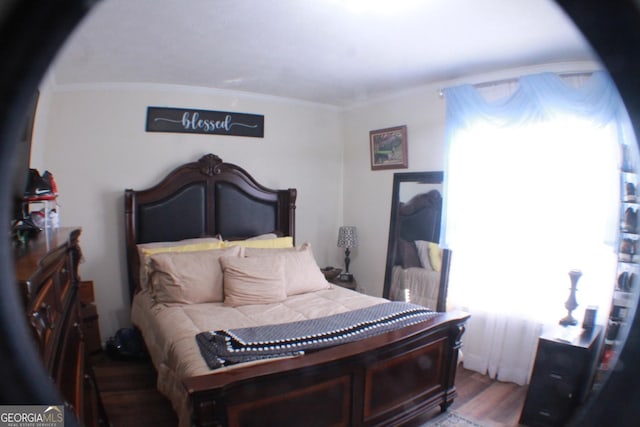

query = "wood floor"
[[445, 367, 527, 426], [89, 353, 178, 427], [89, 353, 527, 427], [404, 366, 527, 427]]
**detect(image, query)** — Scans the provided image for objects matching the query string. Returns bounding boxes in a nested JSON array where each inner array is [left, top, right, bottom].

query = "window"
[[443, 72, 628, 384]]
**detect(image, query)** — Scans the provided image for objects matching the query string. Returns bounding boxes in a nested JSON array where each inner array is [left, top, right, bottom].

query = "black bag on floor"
[[106, 328, 148, 361]]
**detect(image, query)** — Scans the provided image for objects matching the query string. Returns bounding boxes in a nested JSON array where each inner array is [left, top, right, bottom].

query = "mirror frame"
[[382, 171, 450, 312]]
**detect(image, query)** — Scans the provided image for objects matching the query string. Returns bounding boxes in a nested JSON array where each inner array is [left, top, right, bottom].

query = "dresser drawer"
[[534, 341, 589, 381], [527, 373, 577, 403], [57, 258, 73, 307], [56, 300, 84, 417], [520, 395, 574, 427], [28, 278, 62, 370]]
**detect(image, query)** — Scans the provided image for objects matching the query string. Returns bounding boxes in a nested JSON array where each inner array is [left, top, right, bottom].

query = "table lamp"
[[337, 226, 358, 281]]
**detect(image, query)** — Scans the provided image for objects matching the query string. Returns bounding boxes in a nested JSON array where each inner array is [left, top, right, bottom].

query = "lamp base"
[[339, 272, 354, 282], [559, 315, 578, 326]]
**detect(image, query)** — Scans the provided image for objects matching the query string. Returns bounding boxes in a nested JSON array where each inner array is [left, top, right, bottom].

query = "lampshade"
[[337, 226, 358, 249]]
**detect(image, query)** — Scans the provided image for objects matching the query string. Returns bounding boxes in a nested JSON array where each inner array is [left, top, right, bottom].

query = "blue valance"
[[444, 71, 627, 131]]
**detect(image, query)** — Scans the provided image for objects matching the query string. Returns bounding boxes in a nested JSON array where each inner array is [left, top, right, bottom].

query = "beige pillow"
[[137, 237, 223, 290], [245, 242, 330, 296], [149, 245, 242, 304], [220, 256, 287, 307]]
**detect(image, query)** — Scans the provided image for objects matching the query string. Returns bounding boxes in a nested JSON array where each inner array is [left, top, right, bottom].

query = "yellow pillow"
[[223, 236, 294, 249], [140, 240, 224, 255], [427, 242, 443, 272]]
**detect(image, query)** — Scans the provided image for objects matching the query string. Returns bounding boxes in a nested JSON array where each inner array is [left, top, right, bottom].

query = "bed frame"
[[124, 153, 469, 427]]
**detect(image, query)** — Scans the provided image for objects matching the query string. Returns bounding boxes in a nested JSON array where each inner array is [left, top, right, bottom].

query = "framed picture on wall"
[[369, 125, 408, 170]]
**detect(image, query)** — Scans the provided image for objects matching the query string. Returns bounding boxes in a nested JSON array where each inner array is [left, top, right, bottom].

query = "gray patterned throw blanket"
[[196, 302, 436, 369]]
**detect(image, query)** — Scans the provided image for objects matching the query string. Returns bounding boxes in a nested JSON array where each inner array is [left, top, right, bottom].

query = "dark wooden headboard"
[[397, 190, 442, 244], [124, 153, 297, 300]]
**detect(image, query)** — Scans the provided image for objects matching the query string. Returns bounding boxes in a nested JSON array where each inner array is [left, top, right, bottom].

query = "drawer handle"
[[538, 410, 552, 418], [33, 303, 56, 330], [74, 322, 84, 339], [549, 373, 563, 380]]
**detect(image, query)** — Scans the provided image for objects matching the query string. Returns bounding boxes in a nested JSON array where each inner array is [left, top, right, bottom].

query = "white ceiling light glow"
[[336, 0, 424, 14]]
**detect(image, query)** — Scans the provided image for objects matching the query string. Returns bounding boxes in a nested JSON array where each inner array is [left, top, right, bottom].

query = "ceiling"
[[51, 0, 597, 107]]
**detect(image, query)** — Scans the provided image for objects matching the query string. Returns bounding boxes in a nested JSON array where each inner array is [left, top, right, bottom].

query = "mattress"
[[131, 285, 387, 426]]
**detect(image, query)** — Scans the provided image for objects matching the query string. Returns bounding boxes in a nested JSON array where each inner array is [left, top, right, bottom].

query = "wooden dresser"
[[13, 227, 98, 425]]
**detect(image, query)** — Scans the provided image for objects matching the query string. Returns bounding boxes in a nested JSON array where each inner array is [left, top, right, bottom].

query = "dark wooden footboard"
[[184, 310, 469, 427]]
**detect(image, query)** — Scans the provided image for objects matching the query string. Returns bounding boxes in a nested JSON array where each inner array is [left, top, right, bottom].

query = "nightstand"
[[321, 267, 358, 291], [519, 325, 602, 427], [330, 277, 358, 291]]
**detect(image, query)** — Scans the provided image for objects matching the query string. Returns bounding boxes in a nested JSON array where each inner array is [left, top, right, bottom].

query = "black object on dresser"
[[13, 227, 100, 426], [520, 325, 603, 427]]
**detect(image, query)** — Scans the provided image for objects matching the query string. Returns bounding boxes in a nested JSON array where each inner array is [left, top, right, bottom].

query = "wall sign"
[[146, 107, 264, 138]]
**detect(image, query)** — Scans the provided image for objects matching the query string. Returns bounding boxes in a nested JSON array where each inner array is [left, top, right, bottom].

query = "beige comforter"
[[390, 265, 441, 309], [131, 285, 387, 426]]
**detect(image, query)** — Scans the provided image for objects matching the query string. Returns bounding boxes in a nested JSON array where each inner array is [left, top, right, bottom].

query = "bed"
[[387, 190, 452, 312], [124, 153, 469, 427]]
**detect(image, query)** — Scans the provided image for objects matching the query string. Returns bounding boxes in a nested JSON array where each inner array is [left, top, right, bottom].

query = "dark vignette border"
[[0, 1, 640, 426]]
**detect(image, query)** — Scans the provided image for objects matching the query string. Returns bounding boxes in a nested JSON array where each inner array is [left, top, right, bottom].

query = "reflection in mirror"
[[383, 172, 450, 312]]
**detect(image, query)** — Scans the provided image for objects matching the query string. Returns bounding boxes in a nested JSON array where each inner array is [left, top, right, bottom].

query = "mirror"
[[382, 171, 450, 312]]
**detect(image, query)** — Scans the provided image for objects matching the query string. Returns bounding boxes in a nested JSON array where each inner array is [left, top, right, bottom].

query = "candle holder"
[[559, 269, 582, 326]]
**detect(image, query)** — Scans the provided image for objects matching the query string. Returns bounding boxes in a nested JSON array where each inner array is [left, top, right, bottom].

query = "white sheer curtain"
[[442, 72, 630, 385]]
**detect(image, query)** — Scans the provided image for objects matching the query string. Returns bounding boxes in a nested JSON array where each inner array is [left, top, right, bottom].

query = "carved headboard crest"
[[198, 153, 224, 176]]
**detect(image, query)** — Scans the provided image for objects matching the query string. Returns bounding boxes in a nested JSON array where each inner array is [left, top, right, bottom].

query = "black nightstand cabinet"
[[520, 326, 602, 427], [330, 277, 358, 291]]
